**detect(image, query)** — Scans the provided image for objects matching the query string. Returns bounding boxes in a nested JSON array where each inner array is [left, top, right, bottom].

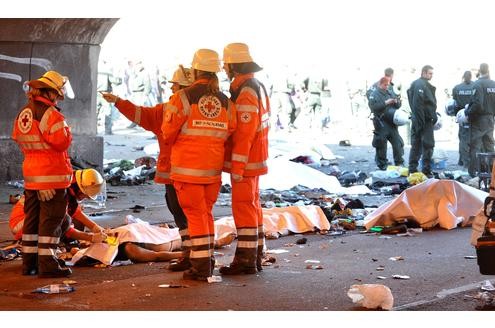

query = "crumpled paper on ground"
[[364, 179, 487, 230], [347, 284, 394, 310]]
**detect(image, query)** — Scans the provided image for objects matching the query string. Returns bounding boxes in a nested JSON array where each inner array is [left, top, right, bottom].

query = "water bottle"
[[33, 284, 75, 294]]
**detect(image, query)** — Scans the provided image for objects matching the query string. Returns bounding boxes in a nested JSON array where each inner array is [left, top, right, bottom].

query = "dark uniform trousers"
[[468, 115, 495, 176], [458, 123, 470, 167], [409, 121, 435, 174], [372, 117, 404, 169], [22, 189, 67, 274], [165, 184, 191, 257]]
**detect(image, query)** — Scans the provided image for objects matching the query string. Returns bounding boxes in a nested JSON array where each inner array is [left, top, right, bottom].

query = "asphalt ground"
[[0, 122, 493, 324]]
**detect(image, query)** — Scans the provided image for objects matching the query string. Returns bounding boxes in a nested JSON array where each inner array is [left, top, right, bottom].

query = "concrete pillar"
[[0, 18, 117, 182]]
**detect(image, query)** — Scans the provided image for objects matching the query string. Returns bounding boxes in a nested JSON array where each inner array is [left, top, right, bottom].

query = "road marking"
[[393, 279, 495, 310]]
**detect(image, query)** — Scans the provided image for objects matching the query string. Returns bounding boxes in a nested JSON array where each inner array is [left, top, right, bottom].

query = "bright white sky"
[[5, 0, 495, 76]]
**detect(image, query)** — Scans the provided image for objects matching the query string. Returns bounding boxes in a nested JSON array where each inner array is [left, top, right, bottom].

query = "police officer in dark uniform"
[[465, 63, 495, 177], [407, 65, 437, 177], [368, 76, 404, 170], [452, 71, 475, 167]]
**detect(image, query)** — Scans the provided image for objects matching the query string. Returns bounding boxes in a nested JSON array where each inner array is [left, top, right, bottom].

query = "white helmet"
[[433, 112, 442, 130], [191, 49, 221, 73], [393, 110, 409, 126], [456, 108, 468, 124], [444, 99, 457, 116], [168, 66, 192, 86], [223, 43, 254, 64]]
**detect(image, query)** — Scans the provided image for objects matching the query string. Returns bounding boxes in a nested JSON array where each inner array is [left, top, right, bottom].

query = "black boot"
[[168, 257, 192, 272], [219, 258, 257, 275]]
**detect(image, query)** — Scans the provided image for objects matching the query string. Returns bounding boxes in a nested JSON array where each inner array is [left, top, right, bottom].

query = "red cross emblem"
[[198, 96, 221, 119], [240, 112, 251, 123], [18, 108, 33, 133]]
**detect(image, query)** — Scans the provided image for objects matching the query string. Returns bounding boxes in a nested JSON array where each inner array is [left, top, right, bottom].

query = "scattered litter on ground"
[[158, 284, 189, 288], [481, 280, 495, 291], [304, 260, 320, 264], [347, 284, 393, 310], [207, 275, 222, 283], [389, 256, 404, 261], [306, 264, 323, 270], [33, 284, 75, 294], [296, 237, 307, 245], [392, 275, 410, 280]]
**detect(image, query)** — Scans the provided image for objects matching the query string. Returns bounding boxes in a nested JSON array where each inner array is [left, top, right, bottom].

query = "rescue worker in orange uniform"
[[162, 49, 237, 281], [220, 43, 270, 274], [10, 169, 107, 244], [12, 71, 75, 277], [101, 66, 193, 270]]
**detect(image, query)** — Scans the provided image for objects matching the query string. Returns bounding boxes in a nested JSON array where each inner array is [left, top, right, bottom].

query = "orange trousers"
[[231, 176, 262, 228]]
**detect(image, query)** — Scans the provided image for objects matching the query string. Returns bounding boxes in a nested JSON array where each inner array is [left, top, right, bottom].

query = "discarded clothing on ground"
[[224, 158, 371, 195], [364, 179, 487, 230]]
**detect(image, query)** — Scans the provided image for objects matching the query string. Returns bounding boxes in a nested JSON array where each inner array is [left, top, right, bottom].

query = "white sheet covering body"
[[363, 179, 487, 230], [71, 205, 329, 265], [214, 205, 330, 240], [70, 222, 181, 265]]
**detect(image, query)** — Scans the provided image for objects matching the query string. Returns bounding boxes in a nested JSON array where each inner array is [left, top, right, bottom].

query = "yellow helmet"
[[191, 49, 221, 73], [75, 169, 104, 200], [28, 70, 68, 98], [223, 43, 254, 64]]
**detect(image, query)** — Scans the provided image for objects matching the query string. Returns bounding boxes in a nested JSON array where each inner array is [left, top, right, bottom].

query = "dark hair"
[[196, 70, 219, 94], [384, 67, 394, 77], [421, 65, 433, 74], [462, 71, 472, 83], [229, 62, 263, 74], [480, 63, 489, 75]]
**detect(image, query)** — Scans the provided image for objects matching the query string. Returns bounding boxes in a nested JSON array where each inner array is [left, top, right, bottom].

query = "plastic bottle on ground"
[[33, 284, 75, 294]]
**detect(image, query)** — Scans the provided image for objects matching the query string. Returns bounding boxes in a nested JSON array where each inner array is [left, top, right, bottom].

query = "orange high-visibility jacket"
[[224, 73, 270, 177], [12, 101, 73, 190], [9, 195, 78, 240], [162, 78, 237, 184], [115, 99, 172, 184]]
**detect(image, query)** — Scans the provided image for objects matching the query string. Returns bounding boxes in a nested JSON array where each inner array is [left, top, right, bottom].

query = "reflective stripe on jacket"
[[162, 78, 237, 184], [12, 103, 73, 189], [224, 74, 270, 177], [115, 99, 172, 184]]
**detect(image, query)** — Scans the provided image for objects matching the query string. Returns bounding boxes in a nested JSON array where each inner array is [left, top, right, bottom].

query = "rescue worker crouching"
[[12, 70, 75, 278], [161, 49, 237, 281], [10, 169, 108, 246], [100, 66, 193, 272], [221, 42, 270, 275]]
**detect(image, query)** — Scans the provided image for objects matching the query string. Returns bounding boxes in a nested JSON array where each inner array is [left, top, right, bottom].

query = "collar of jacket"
[[34, 96, 57, 107], [192, 78, 210, 86], [231, 73, 255, 91]]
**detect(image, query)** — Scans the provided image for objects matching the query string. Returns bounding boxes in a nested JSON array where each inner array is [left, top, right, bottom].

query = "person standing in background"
[[407, 65, 437, 177]]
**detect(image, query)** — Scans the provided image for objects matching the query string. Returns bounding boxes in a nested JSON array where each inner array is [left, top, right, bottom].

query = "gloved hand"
[[100, 92, 119, 103], [37, 189, 56, 202], [91, 224, 104, 233], [91, 231, 108, 243]]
